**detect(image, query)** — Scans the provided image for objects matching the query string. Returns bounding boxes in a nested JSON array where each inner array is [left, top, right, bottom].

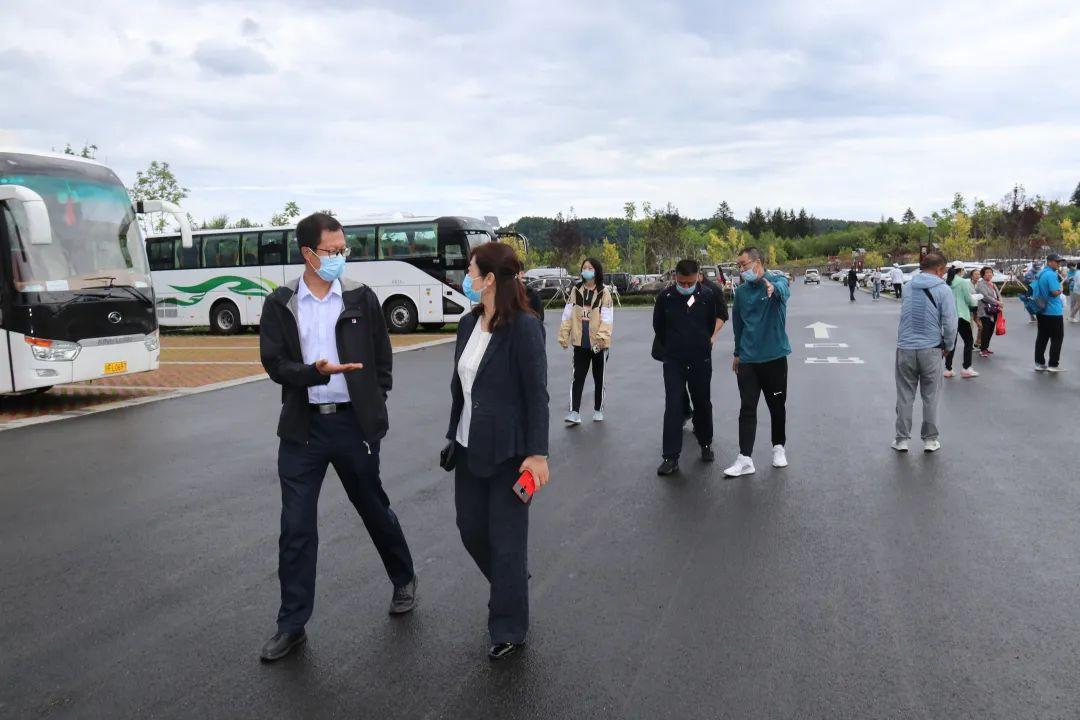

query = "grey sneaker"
[[1034, 364, 1048, 372], [891, 439, 909, 452], [923, 439, 941, 453], [389, 575, 417, 615], [564, 411, 582, 425]]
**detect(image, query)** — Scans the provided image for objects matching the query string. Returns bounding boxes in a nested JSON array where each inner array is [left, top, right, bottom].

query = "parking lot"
[[1, 283, 1077, 719], [0, 331, 453, 430]]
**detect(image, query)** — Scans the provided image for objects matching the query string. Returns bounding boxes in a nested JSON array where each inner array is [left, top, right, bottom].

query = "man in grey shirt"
[[892, 251, 957, 453]]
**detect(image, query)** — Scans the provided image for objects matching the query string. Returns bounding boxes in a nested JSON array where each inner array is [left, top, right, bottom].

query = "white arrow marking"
[[804, 356, 865, 365], [804, 342, 849, 349], [804, 321, 838, 339]]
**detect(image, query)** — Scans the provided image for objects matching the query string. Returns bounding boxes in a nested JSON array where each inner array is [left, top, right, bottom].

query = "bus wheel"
[[419, 323, 444, 332], [210, 300, 241, 335], [384, 297, 418, 334]]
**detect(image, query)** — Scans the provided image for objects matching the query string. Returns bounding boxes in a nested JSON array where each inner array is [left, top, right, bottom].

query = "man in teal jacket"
[[725, 247, 792, 477]]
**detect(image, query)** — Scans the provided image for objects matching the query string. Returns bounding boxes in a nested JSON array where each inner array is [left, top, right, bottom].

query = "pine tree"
[[902, 208, 917, 224], [1070, 182, 1080, 207]]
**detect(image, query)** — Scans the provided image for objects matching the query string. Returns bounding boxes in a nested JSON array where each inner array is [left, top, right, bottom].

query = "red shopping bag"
[[995, 311, 1007, 336]]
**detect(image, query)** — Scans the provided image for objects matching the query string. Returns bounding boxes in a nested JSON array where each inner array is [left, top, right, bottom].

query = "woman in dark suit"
[[447, 242, 549, 661]]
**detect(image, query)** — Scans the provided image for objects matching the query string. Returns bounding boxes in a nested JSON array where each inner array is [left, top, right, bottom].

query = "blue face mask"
[[741, 269, 760, 284], [581, 269, 595, 281], [310, 253, 346, 282], [462, 274, 484, 303], [676, 282, 697, 296]]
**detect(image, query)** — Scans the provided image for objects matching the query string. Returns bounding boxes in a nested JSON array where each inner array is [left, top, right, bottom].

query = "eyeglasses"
[[736, 260, 755, 271], [311, 247, 351, 259]]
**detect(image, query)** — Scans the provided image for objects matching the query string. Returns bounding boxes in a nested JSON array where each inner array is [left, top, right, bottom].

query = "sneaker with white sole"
[[891, 439, 909, 452], [564, 411, 582, 425], [771, 445, 788, 468], [943, 370, 955, 378], [923, 439, 941, 453], [1034, 364, 1048, 372], [593, 411, 604, 422], [1047, 366, 1066, 373], [723, 455, 756, 477], [960, 368, 979, 378]]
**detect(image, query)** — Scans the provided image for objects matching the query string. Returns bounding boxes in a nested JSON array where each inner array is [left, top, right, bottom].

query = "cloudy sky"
[[3, 1, 1079, 225]]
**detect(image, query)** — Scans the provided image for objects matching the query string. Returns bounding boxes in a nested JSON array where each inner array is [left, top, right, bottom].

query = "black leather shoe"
[[259, 631, 306, 662], [701, 444, 715, 462], [389, 575, 417, 615], [488, 642, 525, 661], [657, 458, 679, 476]]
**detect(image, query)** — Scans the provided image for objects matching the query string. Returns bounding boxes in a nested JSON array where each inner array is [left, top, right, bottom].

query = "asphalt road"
[[2, 281, 1077, 719]]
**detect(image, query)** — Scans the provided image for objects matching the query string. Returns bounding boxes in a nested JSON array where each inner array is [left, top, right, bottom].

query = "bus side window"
[[378, 223, 437, 259], [204, 234, 240, 268], [344, 225, 376, 261], [241, 233, 260, 267], [260, 231, 285, 265], [285, 231, 305, 264], [148, 238, 176, 271], [178, 237, 202, 269]]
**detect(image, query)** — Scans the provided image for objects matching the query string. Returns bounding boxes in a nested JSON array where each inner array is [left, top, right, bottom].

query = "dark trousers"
[[1035, 314, 1064, 367], [276, 411, 414, 633], [980, 314, 997, 351], [736, 357, 787, 456], [571, 346, 606, 412], [945, 318, 974, 370], [454, 445, 529, 644], [663, 357, 712, 459], [849, 284, 856, 300], [894, 283, 903, 299]]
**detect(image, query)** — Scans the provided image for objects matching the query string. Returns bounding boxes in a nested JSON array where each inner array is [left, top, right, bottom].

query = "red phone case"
[[513, 470, 536, 503]]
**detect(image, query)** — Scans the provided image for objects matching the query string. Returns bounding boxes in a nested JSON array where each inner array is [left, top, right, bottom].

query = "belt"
[[309, 402, 352, 414]]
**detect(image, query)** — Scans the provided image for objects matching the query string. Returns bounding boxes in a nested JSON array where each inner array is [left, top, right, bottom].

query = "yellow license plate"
[[104, 361, 128, 375]]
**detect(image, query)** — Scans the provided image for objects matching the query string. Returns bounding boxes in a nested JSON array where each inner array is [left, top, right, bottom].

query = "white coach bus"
[[145, 216, 515, 334], [0, 149, 191, 394]]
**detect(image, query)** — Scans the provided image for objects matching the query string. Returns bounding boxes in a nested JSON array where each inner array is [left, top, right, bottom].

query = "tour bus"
[[146, 216, 515, 334], [0, 150, 191, 394]]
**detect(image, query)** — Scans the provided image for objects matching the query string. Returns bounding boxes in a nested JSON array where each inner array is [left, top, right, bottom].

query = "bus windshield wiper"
[[85, 276, 117, 287]]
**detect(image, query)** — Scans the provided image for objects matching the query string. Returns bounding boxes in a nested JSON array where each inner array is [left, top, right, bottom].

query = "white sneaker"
[[564, 411, 581, 425], [771, 445, 788, 468], [1034, 364, 1048, 372], [960, 369, 979, 378], [723, 455, 756, 477], [891, 439, 909, 452], [943, 370, 955, 378], [923, 439, 941, 453], [593, 411, 604, 422], [1047, 366, 1066, 373]]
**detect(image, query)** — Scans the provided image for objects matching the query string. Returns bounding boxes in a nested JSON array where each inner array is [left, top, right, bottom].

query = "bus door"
[[255, 230, 288, 324]]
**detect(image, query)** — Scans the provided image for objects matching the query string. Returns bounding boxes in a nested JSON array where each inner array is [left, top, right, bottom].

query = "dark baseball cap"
[[1046, 253, 1064, 262]]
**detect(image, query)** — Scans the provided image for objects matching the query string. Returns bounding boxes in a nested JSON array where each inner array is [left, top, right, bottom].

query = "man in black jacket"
[[654, 259, 726, 475], [682, 269, 728, 426], [258, 213, 416, 662]]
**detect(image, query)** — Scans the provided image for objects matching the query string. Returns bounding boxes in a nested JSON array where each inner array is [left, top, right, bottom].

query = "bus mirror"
[[136, 199, 194, 248], [0, 185, 53, 245]]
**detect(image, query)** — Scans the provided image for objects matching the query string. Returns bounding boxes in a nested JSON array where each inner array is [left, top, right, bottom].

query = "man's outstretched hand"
[[316, 359, 363, 375]]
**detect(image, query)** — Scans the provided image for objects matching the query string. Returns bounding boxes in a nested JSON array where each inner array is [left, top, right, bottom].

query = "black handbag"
[[439, 440, 457, 472]]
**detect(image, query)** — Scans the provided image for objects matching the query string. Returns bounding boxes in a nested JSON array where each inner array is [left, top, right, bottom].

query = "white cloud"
[[1, 0, 1078, 225]]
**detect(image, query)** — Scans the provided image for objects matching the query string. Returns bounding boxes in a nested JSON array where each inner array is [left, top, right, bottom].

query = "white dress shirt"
[[455, 320, 492, 447], [297, 277, 350, 404]]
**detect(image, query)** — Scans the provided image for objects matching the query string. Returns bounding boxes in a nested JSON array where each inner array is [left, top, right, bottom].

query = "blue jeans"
[[872, 281, 881, 299]]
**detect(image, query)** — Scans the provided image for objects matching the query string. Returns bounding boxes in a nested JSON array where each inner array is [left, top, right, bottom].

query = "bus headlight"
[[25, 337, 81, 361], [144, 331, 160, 352]]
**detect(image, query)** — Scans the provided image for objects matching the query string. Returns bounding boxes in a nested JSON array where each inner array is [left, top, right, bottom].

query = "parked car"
[[804, 268, 821, 284], [528, 275, 575, 301], [607, 272, 631, 294]]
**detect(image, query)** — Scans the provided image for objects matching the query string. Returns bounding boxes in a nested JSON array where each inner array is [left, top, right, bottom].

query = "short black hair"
[[738, 247, 763, 264], [675, 258, 700, 276], [921, 251, 947, 271], [295, 212, 343, 252]]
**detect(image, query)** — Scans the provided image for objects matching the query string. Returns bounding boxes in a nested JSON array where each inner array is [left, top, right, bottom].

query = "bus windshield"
[[0, 155, 150, 293]]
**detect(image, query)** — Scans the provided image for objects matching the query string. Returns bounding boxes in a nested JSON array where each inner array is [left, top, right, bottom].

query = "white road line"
[[804, 342, 849, 348], [0, 336, 455, 432], [805, 356, 865, 364]]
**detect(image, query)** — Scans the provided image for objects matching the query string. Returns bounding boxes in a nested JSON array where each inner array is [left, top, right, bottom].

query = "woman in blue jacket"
[[446, 242, 550, 661]]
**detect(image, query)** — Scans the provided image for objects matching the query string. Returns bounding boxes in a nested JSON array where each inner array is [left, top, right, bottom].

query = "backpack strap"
[[922, 287, 937, 308]]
